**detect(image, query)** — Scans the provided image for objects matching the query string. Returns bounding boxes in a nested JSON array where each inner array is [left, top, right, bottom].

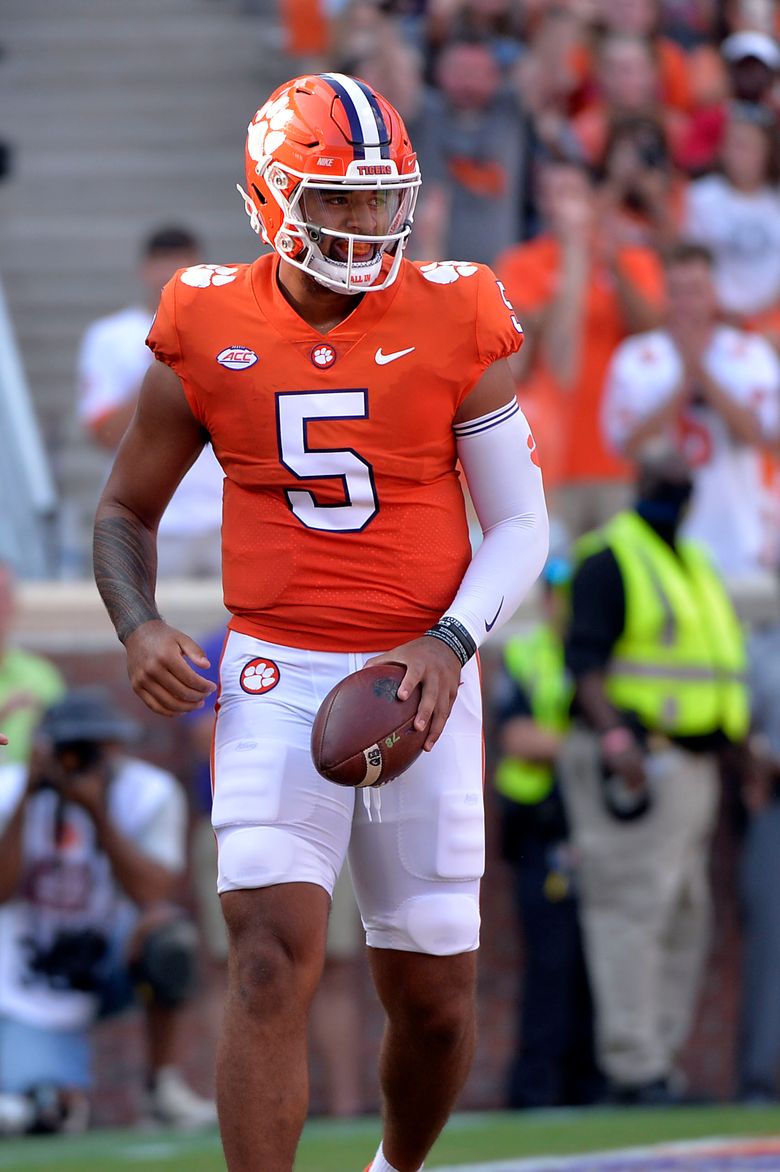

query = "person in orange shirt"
[[92, 73, 549, 1172], [497, 156, 665, 538], [280, 0, 328, 60]]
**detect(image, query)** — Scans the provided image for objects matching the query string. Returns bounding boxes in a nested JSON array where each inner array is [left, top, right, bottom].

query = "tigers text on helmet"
[[237, 73, 421, 295]]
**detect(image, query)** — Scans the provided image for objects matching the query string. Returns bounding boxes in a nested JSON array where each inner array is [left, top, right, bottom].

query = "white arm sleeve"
[[447, 400, 549, 648]]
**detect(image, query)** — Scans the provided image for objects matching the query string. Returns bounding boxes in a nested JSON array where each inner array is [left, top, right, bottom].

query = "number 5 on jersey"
[[276, 390, 379, 532]]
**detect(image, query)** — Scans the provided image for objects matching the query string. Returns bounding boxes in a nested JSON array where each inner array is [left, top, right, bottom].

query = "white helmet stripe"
[[323, 72, 383, 163]]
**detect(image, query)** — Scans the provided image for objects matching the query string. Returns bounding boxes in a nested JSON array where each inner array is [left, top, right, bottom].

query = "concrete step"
[[26, 144, 242, 178], [2, 188, 244, 219], [2, 9, 261, 42], [3, 248, 258, 305], [1, 0, 232, 16], [0, 52, 272, 93], [1, 241, 259, 287], [1, 109, 258, 149], [1, 18, 279, 65], [2, 81, 262, 115]]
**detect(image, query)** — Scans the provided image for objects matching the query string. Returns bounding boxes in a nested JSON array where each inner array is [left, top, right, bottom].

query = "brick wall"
[[45, 643, 745, 1126]]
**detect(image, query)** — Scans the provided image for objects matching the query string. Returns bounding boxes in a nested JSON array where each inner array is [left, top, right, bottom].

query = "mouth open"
[[329, 239, 379, 265]]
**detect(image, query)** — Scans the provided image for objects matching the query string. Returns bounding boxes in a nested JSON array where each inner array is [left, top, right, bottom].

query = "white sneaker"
[[147, 1068, 218, 1129]]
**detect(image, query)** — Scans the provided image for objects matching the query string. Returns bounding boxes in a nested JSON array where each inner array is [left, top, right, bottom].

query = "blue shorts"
[[0, 911, 137, 1093], [0, 1016, 92, 1093]]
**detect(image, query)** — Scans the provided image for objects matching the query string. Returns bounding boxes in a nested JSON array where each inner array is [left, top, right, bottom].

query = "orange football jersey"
[[147, 254, 523, 651]]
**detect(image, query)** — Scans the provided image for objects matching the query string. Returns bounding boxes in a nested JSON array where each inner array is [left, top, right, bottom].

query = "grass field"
[[2, 1105, 780, 1172]]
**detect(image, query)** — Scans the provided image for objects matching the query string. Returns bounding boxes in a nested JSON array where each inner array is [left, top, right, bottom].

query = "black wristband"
[[424, 616, 477, 668]]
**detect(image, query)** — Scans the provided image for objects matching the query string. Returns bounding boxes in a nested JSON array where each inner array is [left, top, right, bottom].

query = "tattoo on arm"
[[93, 514, 162, 643]]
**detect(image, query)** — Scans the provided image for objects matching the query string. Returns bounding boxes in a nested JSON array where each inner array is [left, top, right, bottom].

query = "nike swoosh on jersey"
[[485, 599, 504, 632], [375, 346, 415, 365]]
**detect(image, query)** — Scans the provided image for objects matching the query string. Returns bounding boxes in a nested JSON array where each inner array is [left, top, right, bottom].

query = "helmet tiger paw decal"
[[180, 265, 239, 288], [247, 93, 295, 164], [419, 262, 478, 284]]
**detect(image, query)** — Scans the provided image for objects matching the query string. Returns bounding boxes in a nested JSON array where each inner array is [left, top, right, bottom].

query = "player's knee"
[[407, 989, 474, 1054], [217, 826, 331, 1011], [400, 893, 480, 956], [231, 932, 304, 1017], [130, 917, 199, 1009]]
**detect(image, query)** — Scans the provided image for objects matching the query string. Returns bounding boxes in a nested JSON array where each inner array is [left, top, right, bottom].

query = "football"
[[311, 662, 425, 788]]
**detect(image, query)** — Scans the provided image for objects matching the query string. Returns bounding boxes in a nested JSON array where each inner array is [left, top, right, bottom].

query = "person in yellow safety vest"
[[558, 441, 755, 1107], [493, 556, 604, 1109]]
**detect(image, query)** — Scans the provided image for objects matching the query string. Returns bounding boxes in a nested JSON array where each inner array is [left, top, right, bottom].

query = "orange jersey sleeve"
[[144, 256, 523, 652], [146, 279, 182, 373], [474, 263, 525, 376]]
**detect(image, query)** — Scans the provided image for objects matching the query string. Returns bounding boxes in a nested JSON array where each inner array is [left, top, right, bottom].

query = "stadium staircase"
[[0, 0, 290, 577]]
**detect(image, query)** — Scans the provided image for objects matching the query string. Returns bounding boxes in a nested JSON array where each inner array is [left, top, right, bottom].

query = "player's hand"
[[670, 327, 708, 378], [124, 619, 216, 717], [555, 187, 594, 248], [26, 739, 59, 795], [0, 732, 7, 747], [366, 636, 462, 753]]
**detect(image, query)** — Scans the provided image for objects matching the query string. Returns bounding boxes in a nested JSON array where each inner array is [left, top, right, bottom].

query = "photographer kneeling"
[[0, 688, 217, 1133]]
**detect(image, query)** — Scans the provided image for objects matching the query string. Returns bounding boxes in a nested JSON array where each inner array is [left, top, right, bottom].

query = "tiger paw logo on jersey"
[[180, 264, 239, 289], [240, 658, 281, 694], [419, 261, 478, 285], [216, 346, 259, 371], [311, 344, 336, 369]]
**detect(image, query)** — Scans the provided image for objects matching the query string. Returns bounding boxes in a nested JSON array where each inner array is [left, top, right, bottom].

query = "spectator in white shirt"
[[683, 102, 780, 327], [602, 240, 780, 578], [77, 227, 223, 579]]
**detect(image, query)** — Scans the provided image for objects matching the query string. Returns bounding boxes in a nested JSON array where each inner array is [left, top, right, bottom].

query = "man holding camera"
[[0, 688, 216, 1133]]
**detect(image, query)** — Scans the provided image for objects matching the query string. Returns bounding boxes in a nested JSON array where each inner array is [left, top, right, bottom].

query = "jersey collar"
[[250, 253, 405, 342]]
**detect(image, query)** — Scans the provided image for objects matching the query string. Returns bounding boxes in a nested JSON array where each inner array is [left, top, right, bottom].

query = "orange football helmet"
[[237, 73, 421, 294]]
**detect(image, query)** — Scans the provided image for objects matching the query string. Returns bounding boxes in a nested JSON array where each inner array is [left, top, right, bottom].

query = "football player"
[[93, 74, 548, 1172]]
